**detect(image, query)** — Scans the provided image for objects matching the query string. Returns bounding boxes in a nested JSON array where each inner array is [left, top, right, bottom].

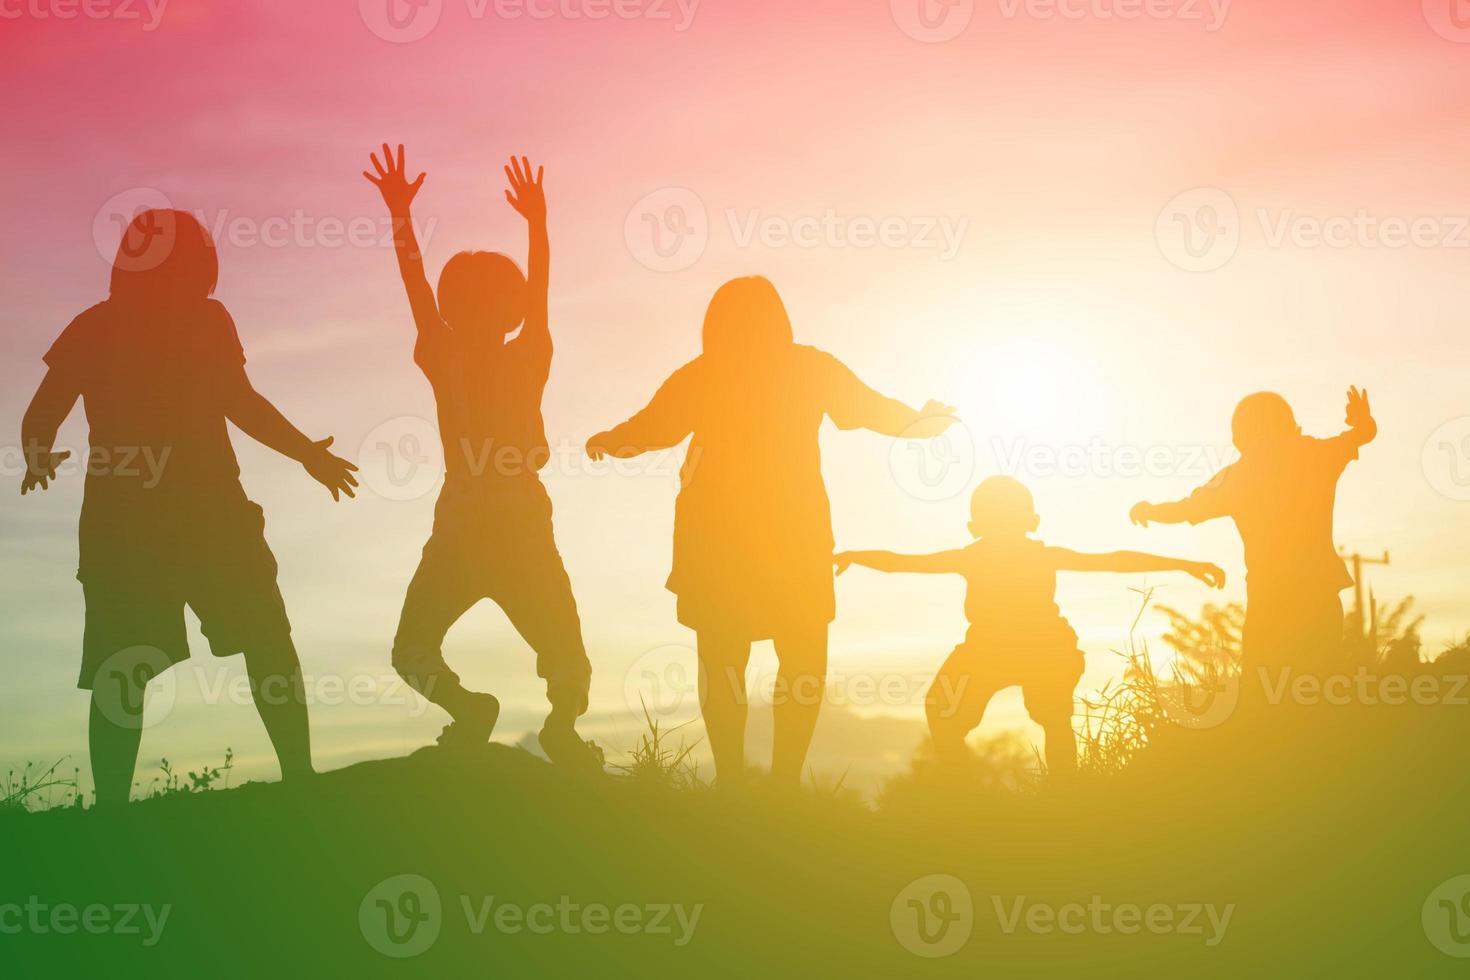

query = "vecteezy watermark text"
[[0, 897, 171, 947], [0, 0, 167, 29], [359, 874, 701, 958], [625, 188, 970, 272], [359, 0, 700, 43]]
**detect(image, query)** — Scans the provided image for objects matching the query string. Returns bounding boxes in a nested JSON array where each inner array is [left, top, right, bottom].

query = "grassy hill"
[[2, 702, 1468, 978]]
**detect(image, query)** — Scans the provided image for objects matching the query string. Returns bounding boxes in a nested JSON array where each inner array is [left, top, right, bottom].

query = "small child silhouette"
[[837, 476, 1224, 776], [1130, 387, 1376, 698]]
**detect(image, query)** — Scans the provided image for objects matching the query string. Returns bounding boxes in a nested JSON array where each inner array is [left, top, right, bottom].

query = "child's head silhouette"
[[968, 476, 1039, 538], [109, 209, 218, 306], [437, 251, 527, 337], [702, 276, 793, 361], [1231, 392, 1300, 454]]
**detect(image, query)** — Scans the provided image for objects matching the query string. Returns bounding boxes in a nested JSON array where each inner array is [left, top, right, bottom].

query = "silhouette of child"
[[586, 276, 957, 787], [837, 476, 1224, 775], [365, 145, 596, 769], [20, 208, 358, 806], [1130, 388, 1376, 696]]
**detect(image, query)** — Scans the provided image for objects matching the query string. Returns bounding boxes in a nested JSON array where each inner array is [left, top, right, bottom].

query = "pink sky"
[[4, 0, 1470, 795]]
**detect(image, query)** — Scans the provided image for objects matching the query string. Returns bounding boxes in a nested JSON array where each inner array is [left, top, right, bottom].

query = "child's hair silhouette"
[[1231, 391, 1300, 453], [437, 250, 527, 334], [110, 208, 218, 304], [968, 475, 1039, 537], [701, 275, 793, 360]]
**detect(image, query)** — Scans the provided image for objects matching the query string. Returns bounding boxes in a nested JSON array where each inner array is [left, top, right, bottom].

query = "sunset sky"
[[3, 0, 1469, 798]]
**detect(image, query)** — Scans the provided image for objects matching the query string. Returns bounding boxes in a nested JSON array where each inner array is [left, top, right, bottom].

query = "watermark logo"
[[0, 0, 169, 29], [726, 209, 968, 260], [1422, 416, 1470, 502], [891, 0, 975, 42], [891, 874, 974, 958], [360, 0, 443, 42], [94, 187, 176, 273], [992, 894, 1233, 945], [625, 191, 968, 271], [1158, 672, 1239, 730], [1423, 875, 1470, 957], [1423, 0, 1470, 43], [94, 188, 441, 263], [0, 898, 171, 946], [990, 436, 1231, 482], [625, 187, 709, 273], [91, 645, 178, 731], [1255, 666, 1469, 708], [1160, 191, 1470, 271], [1156, 187, 1240, 272], [888, 417, 976, 502], [360, 874, 444, 958], [622, 643, 700, 722], [358, 416, 444, 502]]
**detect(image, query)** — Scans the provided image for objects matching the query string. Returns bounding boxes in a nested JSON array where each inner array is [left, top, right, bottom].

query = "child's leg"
[[1036, 716, 1078, 778], [926, 648, 1002, 765], [81, 589, 187, 808], [88, 669, 147, 808], [496, 553, 599, 770], [490, 496, 600, 770], [1022, 655, 1082, 779], [392, 549, 489, 724], [771, 622, 829, 787], [242, 639, 313, 780], [697, 630, 753, 786], [496, 555, 592, 731]]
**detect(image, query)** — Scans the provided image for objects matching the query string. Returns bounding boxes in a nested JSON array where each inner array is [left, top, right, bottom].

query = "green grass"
[[3, 599, 1468, 977]]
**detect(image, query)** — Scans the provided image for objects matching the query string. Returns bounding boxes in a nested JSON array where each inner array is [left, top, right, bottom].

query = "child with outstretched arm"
[[837, 476, 1224, 776], [1130, 387, 1375, 698]]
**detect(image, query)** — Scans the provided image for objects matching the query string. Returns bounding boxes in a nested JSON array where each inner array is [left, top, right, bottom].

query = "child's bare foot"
[[436, 692, 500, 750]]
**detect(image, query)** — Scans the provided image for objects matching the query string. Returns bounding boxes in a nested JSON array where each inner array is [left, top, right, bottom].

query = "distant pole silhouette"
[[1338, 548, 1390, 646]]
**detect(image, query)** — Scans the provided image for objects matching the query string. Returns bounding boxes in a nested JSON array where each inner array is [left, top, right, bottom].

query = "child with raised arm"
[[1130, 388, 1376, 698], [836, 476, 1224, 775], [364, 144, 596, 768]]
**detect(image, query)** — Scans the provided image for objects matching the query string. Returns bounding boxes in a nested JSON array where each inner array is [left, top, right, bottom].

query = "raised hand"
[[20, 449, 70, 495], [302, 437, 359, 502], [504, 156, 546, 223], [1345, 386, 1372, 429], [905, 400, 959, 439], [1187, 562, 1227, 589], [364, 143, 425, 215]]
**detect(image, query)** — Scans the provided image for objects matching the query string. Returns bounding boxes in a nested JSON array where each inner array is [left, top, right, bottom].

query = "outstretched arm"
[[504, 156, 549, 359], [223, 373, 358, 501], [1342, 385, 1376, 450], [1049, 547, 1225, 588], [834, 549, 969, 576], [19, 368, 79, 495], [1131, 467, 1235, 529], [587, 365, 695, 460], [364, 143, 444, 363], [822, 353, 956, 439], [1130, 498, 1205, 527]]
